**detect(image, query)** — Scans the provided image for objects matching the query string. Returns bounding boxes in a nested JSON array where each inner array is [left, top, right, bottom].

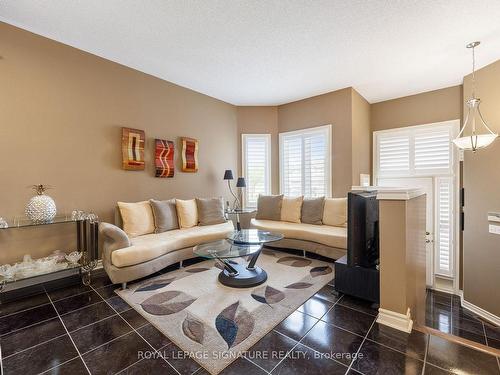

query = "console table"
[[0, 215, 99, 293]]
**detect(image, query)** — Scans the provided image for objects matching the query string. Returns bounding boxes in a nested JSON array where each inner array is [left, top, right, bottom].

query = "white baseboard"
[[376, 307, 413, 333], [461, 297, 500, 326]]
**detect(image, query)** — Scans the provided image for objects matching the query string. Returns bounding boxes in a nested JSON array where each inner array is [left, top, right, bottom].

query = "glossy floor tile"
[[351, 339, 424, 374], [245, 330, 298, 371], [426, 334, 500, 374], [425, 289, 499, 350], [1, 267, 498, 375], [321, 304, 376, 336]]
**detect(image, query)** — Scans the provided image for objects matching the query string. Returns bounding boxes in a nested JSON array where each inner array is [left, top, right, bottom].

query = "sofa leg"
[[121, 282, 127, 290], [180, 260, 184, 269], [302, 250, 306, 258]]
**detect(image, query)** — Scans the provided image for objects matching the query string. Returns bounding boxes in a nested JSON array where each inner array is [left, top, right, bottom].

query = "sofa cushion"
[[150, 199, 179, 233], [117, 201, 155, 238], [250, 219, 347, 249], [196, 197, 226, 226], [281, 196, 303, 223], [256, 194, 283, 221], [176, 199, 199, 228], [301, 197, 325, 225], [111, 221, 234, 268], [323, 198, 347, 227]]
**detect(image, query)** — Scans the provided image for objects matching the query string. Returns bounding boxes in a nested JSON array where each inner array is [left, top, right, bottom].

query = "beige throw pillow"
[[255, 195, 283, 221], [323, 198, 347, 227], [281, 196, 303, 223], [117, 201, 155, 237], [196, 197, 226, 226], [176, 199, 199, 228], [301, 197, 325, 224]]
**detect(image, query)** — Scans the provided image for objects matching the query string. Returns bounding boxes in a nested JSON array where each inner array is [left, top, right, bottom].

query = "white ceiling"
[[2, 1, 500, 105]]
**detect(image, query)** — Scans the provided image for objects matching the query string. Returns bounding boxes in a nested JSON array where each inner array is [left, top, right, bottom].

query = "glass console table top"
[[0, 214, 83, 229], [193, 240, 262, 259], [227, 229, 284, 245]]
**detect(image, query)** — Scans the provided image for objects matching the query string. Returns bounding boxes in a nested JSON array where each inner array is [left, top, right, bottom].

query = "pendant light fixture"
[[453, 41, 498, 152]]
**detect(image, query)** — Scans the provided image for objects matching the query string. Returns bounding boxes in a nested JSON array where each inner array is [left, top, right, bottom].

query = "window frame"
[[279, 124, 332, 197], [373, 120, 461, 286], [241, 133, 272, 208]]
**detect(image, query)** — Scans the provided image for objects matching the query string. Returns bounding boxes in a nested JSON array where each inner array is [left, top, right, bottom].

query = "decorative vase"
[[25, 185, 57, 223]]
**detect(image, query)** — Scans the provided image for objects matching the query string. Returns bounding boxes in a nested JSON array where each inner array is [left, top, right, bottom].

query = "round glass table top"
[[227, 229, 284, 245], [193, 239, 262, 259]]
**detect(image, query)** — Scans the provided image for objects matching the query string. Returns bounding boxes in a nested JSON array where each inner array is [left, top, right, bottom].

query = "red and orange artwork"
[[122, 127, 145, 170], [181, 137, 199, 173], [155, 139, 174, 178]]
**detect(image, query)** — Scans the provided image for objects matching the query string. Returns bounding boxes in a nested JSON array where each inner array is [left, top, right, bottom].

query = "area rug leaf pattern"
[[215, 301, 254, 349], [141, 290, 196, 315], [134, 276, 176, 293], [285, 281, 313, 289], [277, 255, 312, 267], [182, 314, 205, 344], [117, 251, 334, 374], [251, 285, 285, 306], [310, 265, 333, 277]]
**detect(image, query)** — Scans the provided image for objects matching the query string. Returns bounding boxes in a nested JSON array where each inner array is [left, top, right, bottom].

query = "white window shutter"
[[280, 125, 331, 197], [282, 135, 303, 197], [304, 133, 327, 197], [242, 135, 271, 208], [414, 128, 451, 174], [377, 134, 411, 177], [435, 177, 453, 276]]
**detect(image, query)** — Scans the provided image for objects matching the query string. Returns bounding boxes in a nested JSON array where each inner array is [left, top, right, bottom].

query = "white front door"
[[378, 177, 434, 286]]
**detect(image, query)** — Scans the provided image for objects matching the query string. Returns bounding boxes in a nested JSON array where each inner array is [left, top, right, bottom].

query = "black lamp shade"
[[223, 169, 234, 180], [236, 177, 246, 188]]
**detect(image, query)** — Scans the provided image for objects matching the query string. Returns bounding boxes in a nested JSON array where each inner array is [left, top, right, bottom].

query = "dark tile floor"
[[426, 289, 500, 351], [0, 267, 499, 375]]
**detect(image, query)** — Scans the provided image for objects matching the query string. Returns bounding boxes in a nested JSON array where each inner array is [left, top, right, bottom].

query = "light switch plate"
[[489, 224, 500, 235]]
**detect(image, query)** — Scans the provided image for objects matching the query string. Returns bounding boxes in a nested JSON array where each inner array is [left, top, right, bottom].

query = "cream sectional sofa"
[[99, 198, 234, 287], [250, 196, 347, 260]]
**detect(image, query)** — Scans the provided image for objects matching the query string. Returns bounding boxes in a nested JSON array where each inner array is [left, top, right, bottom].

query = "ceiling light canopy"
[[453, 41, 498, 152]]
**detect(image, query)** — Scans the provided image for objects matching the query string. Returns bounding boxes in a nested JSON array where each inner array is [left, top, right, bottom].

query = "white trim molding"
[[376, 308, 413, 333], [351, 186, 425, 200], [461, 297, 500, 327]]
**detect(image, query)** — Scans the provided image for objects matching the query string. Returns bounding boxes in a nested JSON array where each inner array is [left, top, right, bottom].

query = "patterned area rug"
[[117, 249, 334, 374]]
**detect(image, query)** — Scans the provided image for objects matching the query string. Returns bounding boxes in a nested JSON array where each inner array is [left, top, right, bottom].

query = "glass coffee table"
[[193, 229, 283, 288]]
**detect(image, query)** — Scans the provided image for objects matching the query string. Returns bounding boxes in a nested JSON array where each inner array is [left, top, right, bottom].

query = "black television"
[[347, 191, 379, 268]]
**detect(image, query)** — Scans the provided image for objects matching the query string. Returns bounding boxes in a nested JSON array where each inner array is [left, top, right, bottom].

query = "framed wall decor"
[[154, 139, 174, 178], [121, 127, 145, 170], [181, 137, 199, 173]]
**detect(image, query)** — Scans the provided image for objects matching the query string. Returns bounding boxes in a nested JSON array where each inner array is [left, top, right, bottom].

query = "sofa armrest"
[[99, 222, 132, 266]]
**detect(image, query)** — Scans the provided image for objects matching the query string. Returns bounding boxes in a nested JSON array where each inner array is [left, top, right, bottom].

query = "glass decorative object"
[[0, 217, 8, 228], [65, 251, 83, 265], [25, 185, 57, 223]]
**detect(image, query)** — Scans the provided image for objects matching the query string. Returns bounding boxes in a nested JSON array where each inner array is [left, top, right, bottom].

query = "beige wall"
[[241, 88, 370, 198], [462, 59, 500, 317], [0, 23, 238, 264], [277, 88, 354, 197], [351, 89, 371, 186], [236, 106, 279, 194], [371, 85, 463, 132]]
